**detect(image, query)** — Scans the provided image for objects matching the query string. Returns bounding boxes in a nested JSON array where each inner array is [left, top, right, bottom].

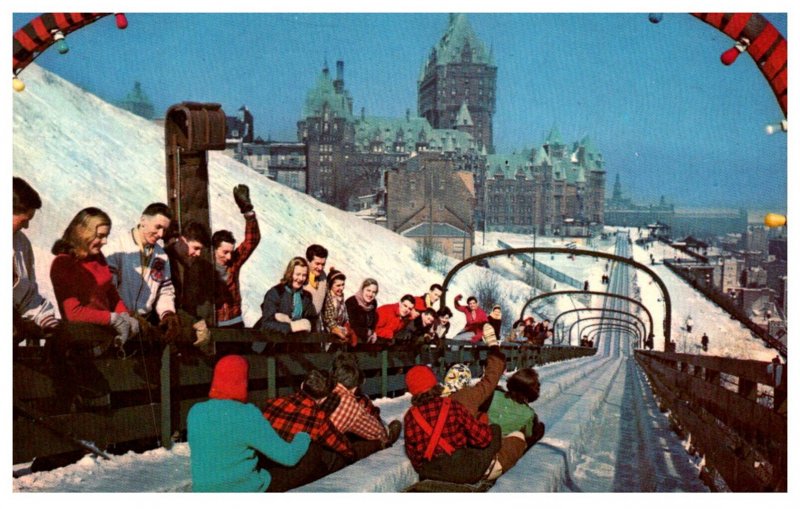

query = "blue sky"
[[10, 9, 789, 210]]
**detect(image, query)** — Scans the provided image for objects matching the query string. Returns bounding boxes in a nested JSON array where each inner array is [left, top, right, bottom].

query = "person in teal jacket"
[[187, 355, 311, 492], [487, 367, 545, 447]]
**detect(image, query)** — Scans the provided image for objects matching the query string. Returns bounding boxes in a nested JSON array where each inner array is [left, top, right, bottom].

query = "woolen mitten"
[[290, 319, 312, 333], [233, 184, 253, 214], [159, 312, 182, 344], [110, 312, 131, 345], [273, 312, 291, 323], [40, 314, 61, 331], [442, 363, 472, 396], [193, 320, 215, 356], [125, 313, 140, 337], [482, 322, 499, 347], [192, 319, 210, 346]]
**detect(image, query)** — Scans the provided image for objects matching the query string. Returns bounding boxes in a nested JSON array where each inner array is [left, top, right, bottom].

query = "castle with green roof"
[[232, 14, 606, 236]]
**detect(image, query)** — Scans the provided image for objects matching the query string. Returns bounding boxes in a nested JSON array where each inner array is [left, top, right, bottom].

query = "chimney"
[[334, 60, 344, 93]]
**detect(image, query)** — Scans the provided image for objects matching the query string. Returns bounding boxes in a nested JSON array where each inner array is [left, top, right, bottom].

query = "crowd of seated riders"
[[13, 177, 551, 490]]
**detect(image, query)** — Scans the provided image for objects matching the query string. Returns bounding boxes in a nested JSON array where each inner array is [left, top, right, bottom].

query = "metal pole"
[[160, 346, 171, 449], [427, 165, 432, 243]]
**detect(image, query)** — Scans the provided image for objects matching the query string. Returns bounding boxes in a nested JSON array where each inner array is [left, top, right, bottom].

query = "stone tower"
[[417, 14, 497, 153], [297, 61, 355, 209]]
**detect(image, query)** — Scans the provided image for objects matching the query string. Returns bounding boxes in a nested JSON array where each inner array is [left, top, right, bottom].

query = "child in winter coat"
[[260, 369, 355, 490], [487, 367, 545, 448], [483, 305, 502, 346], [187, 355, 310, 492], [325, 353, 402, 459]]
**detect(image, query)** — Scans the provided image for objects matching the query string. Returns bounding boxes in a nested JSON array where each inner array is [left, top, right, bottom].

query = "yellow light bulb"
[[12, 76, 25, 92], [764, 213, 786, 228]]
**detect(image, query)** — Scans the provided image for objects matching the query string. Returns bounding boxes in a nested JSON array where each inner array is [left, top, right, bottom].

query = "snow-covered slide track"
[[494, 232, 705, 492]]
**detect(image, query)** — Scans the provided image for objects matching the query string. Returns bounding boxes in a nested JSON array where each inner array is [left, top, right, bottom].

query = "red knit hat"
[[406, 365, 438, 396], [209, 355, 249, 402]]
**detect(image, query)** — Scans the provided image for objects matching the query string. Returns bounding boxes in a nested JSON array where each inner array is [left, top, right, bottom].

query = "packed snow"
[[10, 64, 782, 497]]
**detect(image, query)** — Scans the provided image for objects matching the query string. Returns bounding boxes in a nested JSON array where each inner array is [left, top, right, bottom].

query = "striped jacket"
[[13, 231, 58, 329]]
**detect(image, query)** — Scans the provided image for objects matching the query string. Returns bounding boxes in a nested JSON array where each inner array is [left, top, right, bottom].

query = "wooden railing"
[[13, 328, 595, 465], [634, 350, 787, 491]]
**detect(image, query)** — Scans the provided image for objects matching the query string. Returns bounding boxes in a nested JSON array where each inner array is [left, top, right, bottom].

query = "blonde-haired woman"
[[50, 207, 139, 345], [344, 278, 380, 344], [254, 256, 318, 338]]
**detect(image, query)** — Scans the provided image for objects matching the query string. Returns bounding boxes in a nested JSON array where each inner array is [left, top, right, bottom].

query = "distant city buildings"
[[662, 216, 787, 346], [605, 173, 748, 239], [605, 173, 675, 227]]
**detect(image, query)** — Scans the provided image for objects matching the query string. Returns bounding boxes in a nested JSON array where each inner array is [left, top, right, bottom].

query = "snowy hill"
[[13, 63, 490, 328]]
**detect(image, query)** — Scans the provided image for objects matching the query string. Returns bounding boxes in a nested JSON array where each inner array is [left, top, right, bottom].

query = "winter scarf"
[[326, 291, 348, 325], [353, 289, 376, 312], [285, 285, 303, 319]]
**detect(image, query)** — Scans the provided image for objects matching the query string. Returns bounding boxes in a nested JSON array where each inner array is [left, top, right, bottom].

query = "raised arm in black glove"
[[233, 184, 253, 214]]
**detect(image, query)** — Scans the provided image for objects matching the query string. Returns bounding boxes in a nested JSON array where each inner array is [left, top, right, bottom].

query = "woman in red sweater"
[[50, 207, 139, 346]]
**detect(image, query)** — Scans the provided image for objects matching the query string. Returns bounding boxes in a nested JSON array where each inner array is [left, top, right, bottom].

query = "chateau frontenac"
[[226, 14, 606, 256]]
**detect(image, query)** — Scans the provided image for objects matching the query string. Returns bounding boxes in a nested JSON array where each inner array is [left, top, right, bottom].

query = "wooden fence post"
[[267, 356, 277, 399], [381, 350, 389, 398]]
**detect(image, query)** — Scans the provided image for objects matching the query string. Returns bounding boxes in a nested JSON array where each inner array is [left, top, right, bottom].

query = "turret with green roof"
[[430, 13, 493, 66], [418, 14, 497, 153], [302, 63, 353, 121], [117, 81, 154, 120]]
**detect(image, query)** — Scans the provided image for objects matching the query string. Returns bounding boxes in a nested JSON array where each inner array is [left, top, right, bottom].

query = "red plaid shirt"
[[216, 212, 260, 324], [262, 392, 354, 459], [329, 384, 387, 442], [356, 392, 382, 420], [403, 397, 493, 469]]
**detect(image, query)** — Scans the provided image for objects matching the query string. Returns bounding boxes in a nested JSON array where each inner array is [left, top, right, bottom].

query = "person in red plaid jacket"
[[403, 365, 503, 484], [326, 353, 402, 460], [212, 185, 260, 328], [260, 369, 354, 491]]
